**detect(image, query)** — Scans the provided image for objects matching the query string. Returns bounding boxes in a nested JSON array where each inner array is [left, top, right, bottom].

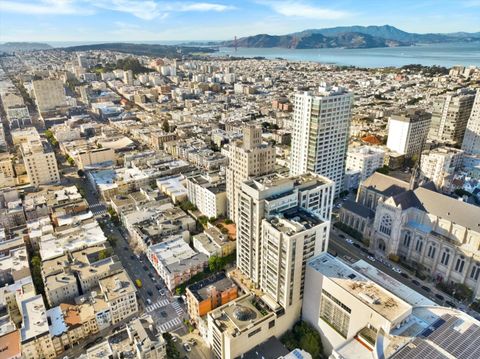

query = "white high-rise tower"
[[290, 85, 353, 196], [462, 89, 480, 155]]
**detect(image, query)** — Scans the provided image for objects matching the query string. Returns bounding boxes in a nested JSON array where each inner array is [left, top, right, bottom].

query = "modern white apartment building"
[[462, 89, 480, 155], [386, 109, 431, 158], [237, 172, 334, 288], [186, 173, 227, 218], [303, 253, 412, 356], [226, 125, 275, 222], [290, 85, 353, 196], [303, 253, 480, 359], [428, 89, 476, 146], [32, 79, 67, 115], [420, 146, 464, 190], [20, 139, 60, 187], [345, 146, 385, 184]]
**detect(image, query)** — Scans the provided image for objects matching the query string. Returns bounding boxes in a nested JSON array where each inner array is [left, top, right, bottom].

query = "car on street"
[[412, 280, 420, 286], [391, 267, 402, 274], [345, 238, 354, 244], [160, 311, 167, 318], [171, 336, 178, 342], [155, 284, 162, 290], [147, 290, 153, 296], [367, 256, 375, 262], [421, 285, 431, 292], [143, 265, 148, 271], [353, 243, 361, 249], [339, 234, 345, 239], [130, 255, 135, 260], [146, 298, 152, 305], [123, 246, 128, 251], [435, 293, 445, 301], [135, 279, 142, 288], [183, 343, 192, 352], [400, 272, 409, 279], [445, 300, 456, 308]]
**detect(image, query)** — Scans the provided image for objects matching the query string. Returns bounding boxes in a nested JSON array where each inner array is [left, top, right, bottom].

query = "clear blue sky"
[[1, 0, 479, 43]]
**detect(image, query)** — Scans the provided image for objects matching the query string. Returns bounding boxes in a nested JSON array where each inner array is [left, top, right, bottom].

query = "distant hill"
[[0, 42, 52, 53], [223, 25, 480, 49], [293, 25, 480, 44], [224, 31, 405, 49], [62, 42, 215, 57]]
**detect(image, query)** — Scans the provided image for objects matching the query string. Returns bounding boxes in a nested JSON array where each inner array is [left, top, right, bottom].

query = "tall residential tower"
[[462, 89, 480, 155], [225, 125, 275, 223], [428, 89, 476, 146], [290, 85, 353, 196]]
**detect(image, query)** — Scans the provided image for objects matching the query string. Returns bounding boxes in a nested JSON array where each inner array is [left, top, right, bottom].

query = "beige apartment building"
[[20, 295, 57, 359], [226, 125, 275, 222], [21, 139, 60, 187], [99, 270, 138, 325], [32, 79, 67, 115], [428, 89, 476, 146]]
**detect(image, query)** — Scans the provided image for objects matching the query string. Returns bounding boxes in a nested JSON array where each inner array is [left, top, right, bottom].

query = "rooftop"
[[99, 270, 136, 302], [187, 272, 237, 302], [268, 207, 324, 234], [209, 294, 273, 336], [308, 254, 412, 322], [20, 295, 49, 342]]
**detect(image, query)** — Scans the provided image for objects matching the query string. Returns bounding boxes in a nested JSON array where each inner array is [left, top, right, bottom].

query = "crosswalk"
[[89, 203, 107, 216], [145, 299, 170, 313], [157, 317, 182, 333], [171, 301, 184, 316]]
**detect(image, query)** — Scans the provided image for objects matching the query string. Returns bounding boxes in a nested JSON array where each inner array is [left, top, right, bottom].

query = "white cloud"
[[0, 0, 92, 15], [260, 1, 350, 20], [0, 0, 235, 19], [177, 3, 236, 12]]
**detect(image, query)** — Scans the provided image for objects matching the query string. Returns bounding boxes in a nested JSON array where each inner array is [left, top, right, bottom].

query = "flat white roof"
[[20, 295, 49, 342], [352, 260, 436, 307]]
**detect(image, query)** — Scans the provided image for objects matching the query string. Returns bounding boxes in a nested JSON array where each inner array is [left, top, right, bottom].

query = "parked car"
[[412, 280, 420, 286], [146, 298, 152, 305], [345, 238, 354, 244], [183, 343, 191, 352], [435, 293, 445, 301], [421, 285, 431, 292], [367, 256, 376, 262], [445, 300, 456, 308]]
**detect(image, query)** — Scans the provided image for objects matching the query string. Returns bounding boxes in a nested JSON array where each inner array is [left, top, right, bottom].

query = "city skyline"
[[1, 0, 480, 42]]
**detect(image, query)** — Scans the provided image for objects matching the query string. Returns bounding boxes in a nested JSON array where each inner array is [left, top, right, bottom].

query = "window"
[[440, 249, 450, 266], [379, 214, 392, 236], [470, 263, 480, 281], [455, 256, 465, 273], [320, 290, 351, 338], [415, 238, 423, 253], [403, 232, 411, 247], [427, 244, 436, 259]]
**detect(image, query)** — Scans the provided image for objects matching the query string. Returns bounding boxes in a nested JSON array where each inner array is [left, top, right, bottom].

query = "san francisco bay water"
[[212, 42, 480, 68]]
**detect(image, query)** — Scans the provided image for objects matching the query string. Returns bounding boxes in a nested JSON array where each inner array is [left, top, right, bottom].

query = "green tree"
[[198, 216, 208, 227], [376, 165, 390, 175], [300, 332, 321, 358], [208, 255, 224, 272], [98, 249, 111, 260], [163, 333, 181, 359]]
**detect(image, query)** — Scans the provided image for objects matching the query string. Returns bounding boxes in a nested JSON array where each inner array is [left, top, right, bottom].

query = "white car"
[[183, 343, 192, 352], [392, 267, 402, 274], [367, 256, 376, 262], [345, 238, 354, 244]]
